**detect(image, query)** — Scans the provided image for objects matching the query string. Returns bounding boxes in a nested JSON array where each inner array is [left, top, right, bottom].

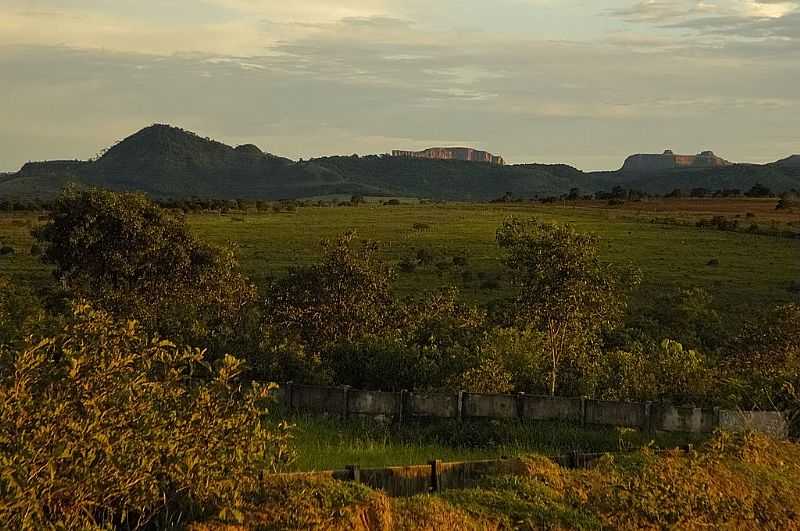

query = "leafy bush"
[[34, 187, 256, 352], [0, 304, 293, 529], [263, 231, 395, 354], [0, 245, 14, 256]]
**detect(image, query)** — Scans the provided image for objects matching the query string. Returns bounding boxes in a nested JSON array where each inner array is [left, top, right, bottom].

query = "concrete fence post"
[[457, 391, 464, 420], [285, 381, 294, 412], [516, 392, 526, 419], [580, 397, 587, 426], [398, 389, 408, 424], [644, 402, 654, 436], [341, 385, 350, 419], [713, 406, 721, 431]]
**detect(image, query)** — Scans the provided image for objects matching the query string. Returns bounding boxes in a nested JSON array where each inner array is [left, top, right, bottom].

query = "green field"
[[288, 415, 704, 472], [2, 201, 799, 317]]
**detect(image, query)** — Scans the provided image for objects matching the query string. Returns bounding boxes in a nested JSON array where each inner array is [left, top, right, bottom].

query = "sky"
[[1, 0, 798, 171]]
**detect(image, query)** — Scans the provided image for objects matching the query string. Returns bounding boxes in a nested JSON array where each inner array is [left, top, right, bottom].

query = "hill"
[[1, 124, 799, 199]]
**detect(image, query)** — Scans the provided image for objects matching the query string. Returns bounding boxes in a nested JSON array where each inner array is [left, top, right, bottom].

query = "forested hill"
[[1, 124, 799, 199]]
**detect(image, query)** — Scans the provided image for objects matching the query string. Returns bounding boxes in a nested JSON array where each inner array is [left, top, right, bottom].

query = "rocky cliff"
[[622, 150, 731, 172]]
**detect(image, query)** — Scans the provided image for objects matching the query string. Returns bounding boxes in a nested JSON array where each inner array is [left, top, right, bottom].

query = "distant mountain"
[[1, 124, 798, 199], [774, 155, 800, 168]]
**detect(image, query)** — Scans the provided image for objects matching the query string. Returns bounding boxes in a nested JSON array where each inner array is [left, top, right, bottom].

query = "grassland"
[[192, 431, 800, 530], [2, 199, 799, 318], [288, 415, 705, 472]]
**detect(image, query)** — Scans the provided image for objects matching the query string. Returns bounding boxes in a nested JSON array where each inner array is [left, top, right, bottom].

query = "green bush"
[[0, 304, 293, 529], [34, 187, 256, 352]]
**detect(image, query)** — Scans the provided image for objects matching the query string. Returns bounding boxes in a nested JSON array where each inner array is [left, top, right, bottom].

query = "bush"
[[0, 245, 14, 256], [263, 231, 395, 354], [0, 304, 293, 529], [416, 247, 435, 266]]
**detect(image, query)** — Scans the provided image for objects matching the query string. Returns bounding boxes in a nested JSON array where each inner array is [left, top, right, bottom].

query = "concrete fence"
[[273, 383, 788, 438]]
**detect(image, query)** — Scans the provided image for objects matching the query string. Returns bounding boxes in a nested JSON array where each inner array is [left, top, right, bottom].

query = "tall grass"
[[287, 415, 706, 471]]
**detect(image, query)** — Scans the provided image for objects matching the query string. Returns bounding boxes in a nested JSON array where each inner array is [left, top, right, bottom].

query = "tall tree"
[[497, 218, 638, 395]]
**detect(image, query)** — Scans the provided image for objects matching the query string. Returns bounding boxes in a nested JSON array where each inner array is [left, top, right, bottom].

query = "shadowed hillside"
[[1, 124, 799, 199]]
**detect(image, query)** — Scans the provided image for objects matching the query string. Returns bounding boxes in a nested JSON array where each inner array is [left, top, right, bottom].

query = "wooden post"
[[346, 464, 361, 483], [429, 460, 442, 492], [457, 391, 464, 420]]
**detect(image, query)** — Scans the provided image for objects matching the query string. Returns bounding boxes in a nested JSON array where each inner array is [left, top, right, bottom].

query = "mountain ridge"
[[1, 124, 798, 199]]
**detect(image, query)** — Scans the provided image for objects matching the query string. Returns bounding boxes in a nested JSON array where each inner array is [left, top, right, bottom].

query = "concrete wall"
[[520, 395, 583, 422], [719, 409, 789, 439], [585, 399, 648, 429], [655, 406, 716, 433], [348, 389, 400, 419], [408, 392, 459, 418], [276, 383, 787, 438], [463, 393, 517, 419]]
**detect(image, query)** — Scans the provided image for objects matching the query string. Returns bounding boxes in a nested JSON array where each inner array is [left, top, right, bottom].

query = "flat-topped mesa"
[[392, 147, 504, 165], [622, 150, 731, 172]]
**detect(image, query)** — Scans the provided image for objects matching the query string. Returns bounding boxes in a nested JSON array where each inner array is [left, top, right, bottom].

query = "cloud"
[[0, 1, 799, 171]]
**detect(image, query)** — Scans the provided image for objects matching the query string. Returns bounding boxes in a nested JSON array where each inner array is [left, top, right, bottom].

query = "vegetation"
[[0, 304, 292, 529], [34, 187, 256, 353], [497, 219, 638, 395], [192, 432, 800, 530], [0, 189, 799, 528]]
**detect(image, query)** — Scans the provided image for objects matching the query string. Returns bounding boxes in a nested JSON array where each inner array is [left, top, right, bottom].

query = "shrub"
[[0, 245, 14, 256], [412, 222, 431, 231], [263, 231, 395, 354], [0, 304, 293, 529], [398, 258, 417, 273], [416, 247, 435, 266]]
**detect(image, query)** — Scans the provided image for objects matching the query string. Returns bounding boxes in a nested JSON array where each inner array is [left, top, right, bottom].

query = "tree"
[[746, 182, 772, 197], [497, 218, 638, 395], [34, 187, 256, 350], [263, 231, 395, 353]]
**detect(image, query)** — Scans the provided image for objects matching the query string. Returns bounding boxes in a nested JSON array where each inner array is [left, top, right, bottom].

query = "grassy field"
[[287, 415, 704, 472], [1, 199, 799, 317]]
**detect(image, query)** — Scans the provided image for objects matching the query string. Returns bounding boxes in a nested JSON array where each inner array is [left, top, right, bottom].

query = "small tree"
[[34, 187, 256, 350], [497, 218, 638, 395], [263, 231, 395, 354]]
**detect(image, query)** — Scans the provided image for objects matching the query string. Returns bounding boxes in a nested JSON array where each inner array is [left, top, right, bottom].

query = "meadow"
[[1, 199, 799, 320]]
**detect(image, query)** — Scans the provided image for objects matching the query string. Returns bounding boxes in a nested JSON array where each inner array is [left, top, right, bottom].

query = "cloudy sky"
[[1, 0, 798, 171]]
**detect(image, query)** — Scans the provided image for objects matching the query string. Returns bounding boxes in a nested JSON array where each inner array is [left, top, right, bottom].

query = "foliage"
[[263, 231, 395, 355], [0, 304, 293, 529], [595, 339, 711, 403], [192, 431, 800, 530], [34, 187, 256, 351], [326, 288, 489, 391], [0, 273, 47, 346], [721, 304, 800, 432], [497, 218, 639, 395]]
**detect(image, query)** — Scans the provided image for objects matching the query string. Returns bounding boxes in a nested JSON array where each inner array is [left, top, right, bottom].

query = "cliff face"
[[622, 150, 731, 172]]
